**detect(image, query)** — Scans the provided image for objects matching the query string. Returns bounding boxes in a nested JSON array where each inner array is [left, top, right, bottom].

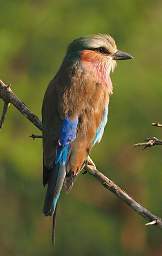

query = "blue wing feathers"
[[43, 116, 78, 216], [59, 117, 78, 146], [56, 117, 78, 164]]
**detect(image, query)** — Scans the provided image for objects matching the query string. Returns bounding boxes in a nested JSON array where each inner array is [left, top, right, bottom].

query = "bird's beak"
[[112, 50, 133, 60]]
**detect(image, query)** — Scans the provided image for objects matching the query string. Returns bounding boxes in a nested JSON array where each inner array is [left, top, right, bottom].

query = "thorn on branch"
[[134, 137, 162, 149], [145, 220, 157, 226], [30, 134, 43, 140]]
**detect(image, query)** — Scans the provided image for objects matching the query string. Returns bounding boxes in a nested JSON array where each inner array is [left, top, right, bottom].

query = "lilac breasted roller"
[[42, 34, 133, 241]]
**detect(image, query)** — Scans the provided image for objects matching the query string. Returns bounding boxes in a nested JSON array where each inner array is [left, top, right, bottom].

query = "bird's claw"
[[86, 156, 96, 168], [82, 156, 96, 175], [82, 170, 88, 175]]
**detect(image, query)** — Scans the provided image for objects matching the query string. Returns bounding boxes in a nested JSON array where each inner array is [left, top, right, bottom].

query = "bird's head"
[[66, 34, 133, 73]]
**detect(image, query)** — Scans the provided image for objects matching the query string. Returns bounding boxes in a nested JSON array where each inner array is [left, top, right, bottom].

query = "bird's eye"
[[97, 47, 110, 54]]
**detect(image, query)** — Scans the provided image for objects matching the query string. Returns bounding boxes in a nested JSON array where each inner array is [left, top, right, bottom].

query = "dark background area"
[[0, 0, 162, 255]]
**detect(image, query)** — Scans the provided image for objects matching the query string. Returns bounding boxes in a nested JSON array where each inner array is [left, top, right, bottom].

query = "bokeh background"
[[1, 0, 162, 255]]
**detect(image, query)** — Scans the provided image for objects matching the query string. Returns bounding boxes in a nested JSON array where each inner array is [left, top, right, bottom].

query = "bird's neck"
[[80, 50, 113, 95]]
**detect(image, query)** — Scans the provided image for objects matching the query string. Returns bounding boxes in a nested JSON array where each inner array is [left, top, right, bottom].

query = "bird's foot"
[[82, 169, 88, 175], [86, 156, 96, 168], [82, 156, 96, 175]]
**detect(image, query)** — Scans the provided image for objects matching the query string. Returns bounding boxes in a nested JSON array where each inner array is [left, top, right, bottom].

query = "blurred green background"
[[1, 0, 162, 255]]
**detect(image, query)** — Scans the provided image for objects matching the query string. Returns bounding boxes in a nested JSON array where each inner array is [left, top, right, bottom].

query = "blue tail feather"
[[43, 164, 66, 216], [43, 116, 78, 243]]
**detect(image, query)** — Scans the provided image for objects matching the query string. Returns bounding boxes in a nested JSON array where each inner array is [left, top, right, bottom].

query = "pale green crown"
[[67, 34, 117, 55]]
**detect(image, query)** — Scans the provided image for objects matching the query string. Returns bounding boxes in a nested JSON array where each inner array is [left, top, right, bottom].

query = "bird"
[[42, 34, 133, 242]]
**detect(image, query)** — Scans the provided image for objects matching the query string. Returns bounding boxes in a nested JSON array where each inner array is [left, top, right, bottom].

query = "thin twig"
[[145, 220, 157, 226], [30, 134, 43, 140], [0, 79, 162, 228], [134, 137, 162, 149], [134, 122, 162, 149], [0, 80, 42, 130], [0, 101, 10, 128], [152, 122, 162, 128]]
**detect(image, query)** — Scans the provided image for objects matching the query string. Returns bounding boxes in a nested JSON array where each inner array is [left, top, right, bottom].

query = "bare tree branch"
[[1, 80, 162, 228], [0, 80, 42, 130], [134, 122, 162, 149], [134, 137, 162, 149], [84, 162, 162, 228]]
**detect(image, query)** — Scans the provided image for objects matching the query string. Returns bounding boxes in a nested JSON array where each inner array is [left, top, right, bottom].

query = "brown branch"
[[85, 162, 162, 228], [134, 137, 162, 149], [1, 79, 162, 228], [0, 101, 10, 128], [134, 122, 162, 149], [0, 80, 42, 130]]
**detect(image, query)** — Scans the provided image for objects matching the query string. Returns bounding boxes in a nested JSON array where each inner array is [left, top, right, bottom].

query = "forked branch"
[[0, 80, 162, 228]]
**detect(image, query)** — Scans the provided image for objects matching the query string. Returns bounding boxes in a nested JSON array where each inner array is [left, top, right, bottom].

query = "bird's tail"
[[43, 164, 66, 243], [51, 204, 57, 245], [43, 164, 66, 215]]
